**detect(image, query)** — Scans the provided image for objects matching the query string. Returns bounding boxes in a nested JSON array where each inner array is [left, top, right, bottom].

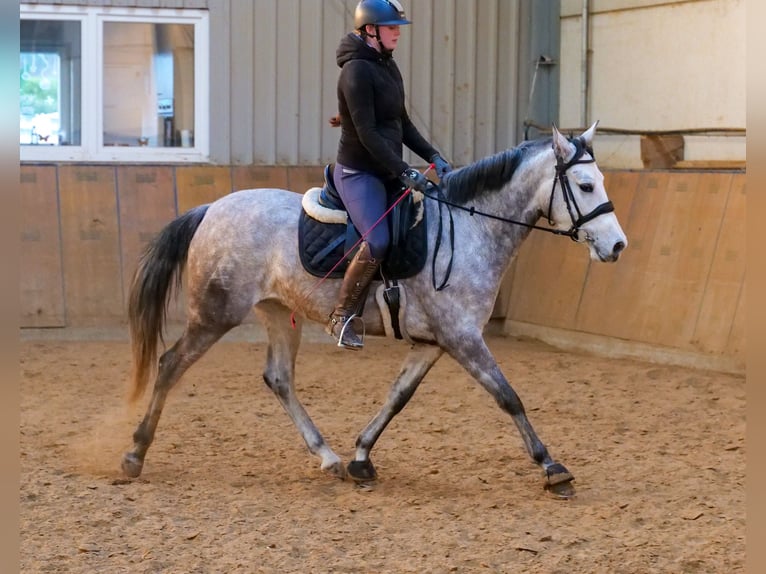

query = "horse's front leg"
[[347, 344, 444, 481], [443, 331, 575, 497]]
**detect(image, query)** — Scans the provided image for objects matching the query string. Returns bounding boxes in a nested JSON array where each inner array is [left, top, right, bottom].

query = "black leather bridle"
[[422, 136, 615, 289], [547, 136, 614, 242]]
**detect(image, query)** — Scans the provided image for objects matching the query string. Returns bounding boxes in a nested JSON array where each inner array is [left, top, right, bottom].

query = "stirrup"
[[331, 314, 365, 349]]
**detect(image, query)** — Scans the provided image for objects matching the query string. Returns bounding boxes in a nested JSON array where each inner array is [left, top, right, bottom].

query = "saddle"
[[298, 164, 428, 280]]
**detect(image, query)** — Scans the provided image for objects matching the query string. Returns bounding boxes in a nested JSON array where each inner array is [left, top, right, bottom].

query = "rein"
[[424, 136, 615, 290]]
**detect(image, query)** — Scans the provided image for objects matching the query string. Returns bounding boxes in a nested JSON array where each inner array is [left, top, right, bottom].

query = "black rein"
[[423, 137, 615, 290]]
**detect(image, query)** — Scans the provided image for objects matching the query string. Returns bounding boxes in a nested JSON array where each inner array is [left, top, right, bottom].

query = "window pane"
[[20, 20, 81, 146], [103, 22, 195, 148]]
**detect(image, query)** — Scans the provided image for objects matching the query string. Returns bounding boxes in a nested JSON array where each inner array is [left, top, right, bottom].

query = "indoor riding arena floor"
[[20, 327, 744, 573]]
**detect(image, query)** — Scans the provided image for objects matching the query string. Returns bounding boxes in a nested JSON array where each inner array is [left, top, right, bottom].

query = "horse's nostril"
[[613, 241, 626, 255]]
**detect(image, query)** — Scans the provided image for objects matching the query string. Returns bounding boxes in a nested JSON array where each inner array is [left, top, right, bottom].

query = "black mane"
[[440, 138, 550, 204]]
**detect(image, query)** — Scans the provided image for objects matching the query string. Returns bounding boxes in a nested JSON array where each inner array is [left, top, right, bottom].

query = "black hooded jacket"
[[335, 32, 438, 179]]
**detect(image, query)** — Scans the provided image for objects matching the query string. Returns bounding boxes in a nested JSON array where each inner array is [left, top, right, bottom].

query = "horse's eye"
[[580, 183, 594, 193]]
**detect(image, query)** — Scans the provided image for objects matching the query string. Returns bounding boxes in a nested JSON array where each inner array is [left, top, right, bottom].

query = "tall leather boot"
[[326, 242, 380, 349]]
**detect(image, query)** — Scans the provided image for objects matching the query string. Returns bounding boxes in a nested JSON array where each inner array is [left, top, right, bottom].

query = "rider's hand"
[[399, 167, 429, 192], [430, 154, 452, 179]]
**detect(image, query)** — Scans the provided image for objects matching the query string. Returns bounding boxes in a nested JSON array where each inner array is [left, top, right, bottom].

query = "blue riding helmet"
[[354, 0, 411, 29]]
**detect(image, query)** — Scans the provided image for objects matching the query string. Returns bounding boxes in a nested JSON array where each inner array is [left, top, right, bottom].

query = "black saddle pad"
[[299, 190, 428, 280]]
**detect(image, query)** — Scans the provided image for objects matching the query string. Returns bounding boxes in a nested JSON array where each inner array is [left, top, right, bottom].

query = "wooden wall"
[[20, 165, 745, 372], [504, 169, 745, 372], [20, 166, 64, 327], [19, 163, 323, 327]]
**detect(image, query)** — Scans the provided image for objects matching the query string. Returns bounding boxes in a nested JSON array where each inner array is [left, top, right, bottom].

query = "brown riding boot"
[[326, 242, 380, 349]]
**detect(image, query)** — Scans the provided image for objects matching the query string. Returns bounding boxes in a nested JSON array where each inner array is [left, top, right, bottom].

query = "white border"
[[20, 4, 209, 163]]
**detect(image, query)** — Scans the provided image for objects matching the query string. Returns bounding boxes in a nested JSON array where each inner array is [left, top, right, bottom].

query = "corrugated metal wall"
[[22, 0, 209, 8], [23, 0, 549, 167], [208, 0, 527, 167]]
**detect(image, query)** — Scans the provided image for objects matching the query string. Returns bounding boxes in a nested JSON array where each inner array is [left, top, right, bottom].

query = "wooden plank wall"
[[58, 165, 123, 326], [505, 170, 745, 368], [20, 164, 323, 328], [20, 165, 745, 370], [20, 166, 65, 327], [117, 166, 179, 321]]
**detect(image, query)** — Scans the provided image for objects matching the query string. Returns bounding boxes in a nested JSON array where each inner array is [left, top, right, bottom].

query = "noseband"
[[547, 136, 614, 242]]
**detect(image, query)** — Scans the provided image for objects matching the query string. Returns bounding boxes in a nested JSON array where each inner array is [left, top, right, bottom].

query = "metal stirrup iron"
[[335, 314, 366, 348]]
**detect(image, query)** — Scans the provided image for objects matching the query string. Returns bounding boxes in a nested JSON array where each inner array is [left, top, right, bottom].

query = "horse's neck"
[[480, 154, 549, 230], [466, 153, 551, 272]]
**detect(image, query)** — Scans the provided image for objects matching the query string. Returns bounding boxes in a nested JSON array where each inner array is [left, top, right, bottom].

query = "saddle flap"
[[298, 173, 428, 280]]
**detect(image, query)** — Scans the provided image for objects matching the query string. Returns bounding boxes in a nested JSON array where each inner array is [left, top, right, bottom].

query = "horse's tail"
[[127, 204, 210, 403]]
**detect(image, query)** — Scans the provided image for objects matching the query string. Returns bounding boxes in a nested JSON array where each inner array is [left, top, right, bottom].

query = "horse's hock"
[[20, 164, 744, 373]]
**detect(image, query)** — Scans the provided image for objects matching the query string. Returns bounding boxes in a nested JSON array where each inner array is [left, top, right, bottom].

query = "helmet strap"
[[359, 24, 381, 41], [360, 25, 394, 55]]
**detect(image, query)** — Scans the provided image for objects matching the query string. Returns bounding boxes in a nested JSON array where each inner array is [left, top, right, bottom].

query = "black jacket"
[[335, 33, 437, 179]]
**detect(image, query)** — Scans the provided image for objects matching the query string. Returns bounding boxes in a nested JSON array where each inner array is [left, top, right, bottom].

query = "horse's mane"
[[440, 138, 550, 204]]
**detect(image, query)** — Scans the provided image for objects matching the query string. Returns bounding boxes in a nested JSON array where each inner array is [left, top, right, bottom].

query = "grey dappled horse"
[[122, 124, 627, 497]]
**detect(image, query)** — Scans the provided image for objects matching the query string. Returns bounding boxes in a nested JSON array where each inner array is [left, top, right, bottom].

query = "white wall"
[[559, 0, 745, 168]]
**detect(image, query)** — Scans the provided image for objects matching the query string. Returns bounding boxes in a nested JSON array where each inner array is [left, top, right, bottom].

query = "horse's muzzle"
[[601, 239, 627, 262], [590, 238, 627, 262]]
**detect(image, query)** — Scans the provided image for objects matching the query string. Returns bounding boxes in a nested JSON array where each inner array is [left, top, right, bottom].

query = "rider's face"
[[377, 25, 401, 51]]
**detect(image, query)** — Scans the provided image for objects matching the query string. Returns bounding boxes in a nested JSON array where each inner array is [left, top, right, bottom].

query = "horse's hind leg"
[[443, 331, 575, 496], [347, 344, 444, 481], [254, 301, 344, 479], [122, 324, 229, 478]]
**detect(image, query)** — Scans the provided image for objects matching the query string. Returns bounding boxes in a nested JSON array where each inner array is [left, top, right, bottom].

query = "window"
[[20, 19, 81, 147], [20, 4, 209, 162]]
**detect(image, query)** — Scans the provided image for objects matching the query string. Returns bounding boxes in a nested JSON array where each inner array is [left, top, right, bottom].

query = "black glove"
[[430, 154, 452, 179], [399, 167, 429, 192]]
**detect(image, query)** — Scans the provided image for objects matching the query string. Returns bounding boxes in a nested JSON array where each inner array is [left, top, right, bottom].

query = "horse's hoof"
[[121, 452, 144, 478], [544, 462, 573, 485], [543, 462, 575, 499], [322, 459, 347, 480], [545, 479, 576, 499], [347, 459, 377, 482]]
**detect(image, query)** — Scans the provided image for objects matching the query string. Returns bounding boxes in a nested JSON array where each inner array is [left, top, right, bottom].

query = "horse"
[[122, 123, 627, 497]]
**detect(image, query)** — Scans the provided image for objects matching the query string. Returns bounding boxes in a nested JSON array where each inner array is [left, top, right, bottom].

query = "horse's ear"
[[581, 120, 599, 145], [551, 124, 574, 161]]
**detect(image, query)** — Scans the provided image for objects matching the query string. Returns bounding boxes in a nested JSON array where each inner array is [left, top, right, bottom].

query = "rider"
[[327, 0, 452, 350]]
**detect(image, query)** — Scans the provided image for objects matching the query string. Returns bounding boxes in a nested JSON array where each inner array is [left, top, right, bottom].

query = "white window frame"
[[20, 3, 209, 163]]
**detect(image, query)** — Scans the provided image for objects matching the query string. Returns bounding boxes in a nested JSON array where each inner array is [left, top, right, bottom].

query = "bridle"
[[421, 136, 615, 289], [547, 136, 614, 243]]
